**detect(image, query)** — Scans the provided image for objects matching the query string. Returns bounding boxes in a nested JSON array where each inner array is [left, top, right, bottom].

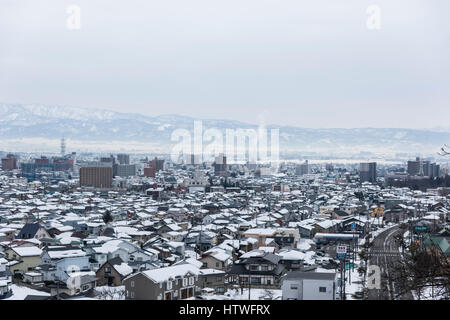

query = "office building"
[[117, 154, 130, 165], [79, 162, 113, 188], [407, 157, 440, 178], [360, 162, 377, 183], [114, 164, 136, 177], [296, 160, 310, 175], [214, 154, 228, 176], [1, 154, 17, 170]]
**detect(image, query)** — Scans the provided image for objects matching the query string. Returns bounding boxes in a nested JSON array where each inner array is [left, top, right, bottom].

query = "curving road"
[[366, 226, 414, 300]]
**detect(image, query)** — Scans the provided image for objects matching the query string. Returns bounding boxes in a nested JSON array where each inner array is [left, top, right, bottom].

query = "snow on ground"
[[367, 222, 403, 241], [222, 288, 282, 300], [297, 238, 313, 251], [414, 285, 449, 300], [5, 284, 50, 300], [345, 269, 363, 300], [303, 251, 316, 265], [342, 257, 364, 300], [316, 267, 338, 273]]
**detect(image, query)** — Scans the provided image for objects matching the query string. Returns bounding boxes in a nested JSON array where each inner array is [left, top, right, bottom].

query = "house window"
[[216, 262, 219, 268], [167, 280, 173, 290], [262, 265, 268, 271], [250, 265, 258, 271], [216, 276, 222, 282], [183, 278, 188, 287], [202, 262, 207, 268], [130, 291, 135, 298], [130, 281, 135, 288], [105, 267, 111, 274], [290, 285, 298, 290], [188, 276, 194, 285], [319, 287, 326, 293]]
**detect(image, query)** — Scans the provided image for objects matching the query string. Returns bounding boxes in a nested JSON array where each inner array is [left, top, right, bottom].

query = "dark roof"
[[283, 271, 336, 281], [102, 227, 115, 237], [17, 223, 42, 239], [108, 256, 124, 266], [241, 253, 281, 265], [227, 263, 286, 276]]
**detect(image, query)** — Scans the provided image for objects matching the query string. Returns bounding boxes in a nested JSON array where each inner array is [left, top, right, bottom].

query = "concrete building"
[[144, 166, 156, 178], [79, 162, 113, 188], [214, 154, 228, 176], [296, 160, 310, 175], [281, 271, 337, 300], [117, 154, 130, 165], [407, 157, 440, 178], [1, 154, 17, 170], [360, 162, 377, 183], [114, 164, 136, 177]]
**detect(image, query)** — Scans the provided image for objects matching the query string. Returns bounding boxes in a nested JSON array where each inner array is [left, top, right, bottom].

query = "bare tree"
[[259, 289, 276, 300], [95, 286, 126, 300], [386, 244, 450, 300], [437, 144, 450, 156]]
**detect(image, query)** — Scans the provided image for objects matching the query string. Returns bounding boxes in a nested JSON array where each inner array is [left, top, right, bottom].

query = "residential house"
[[227, 250, 286, 289], [16, 223, 50, 240], [96, 257, 133, 286], [281, 271, 338, 300], [4, 246, 43, 275], [123, 264, 200, 300]]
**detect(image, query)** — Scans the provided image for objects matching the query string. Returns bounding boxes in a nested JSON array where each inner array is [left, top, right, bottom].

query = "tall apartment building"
[[296, 160, 310, 175], [117, 154, 130, 165], [407, 157, 440, 178], [214, 154, 228, 176], [79, 162, 113, 188], [114, 164, 136, 177], [1, 154, 18, 170], [144, 166, 156, 178], [148, 157, 164, 172], [100, 155, 115, 165], [360, 162, 377, 183]]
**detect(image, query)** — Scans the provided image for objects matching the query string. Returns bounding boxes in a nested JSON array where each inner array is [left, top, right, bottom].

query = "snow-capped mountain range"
[[0, 102, 448, 156]]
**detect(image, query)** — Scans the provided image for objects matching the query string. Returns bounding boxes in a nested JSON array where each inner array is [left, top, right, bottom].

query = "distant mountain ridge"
[[0, 102, 448, 155]]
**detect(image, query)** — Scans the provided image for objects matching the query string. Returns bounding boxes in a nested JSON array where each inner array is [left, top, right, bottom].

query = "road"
[[366, 225, 414, 300]]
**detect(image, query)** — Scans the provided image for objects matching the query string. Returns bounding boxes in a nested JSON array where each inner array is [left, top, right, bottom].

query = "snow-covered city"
[[0, 150, 449, 301], [1, 1, 449, 312]]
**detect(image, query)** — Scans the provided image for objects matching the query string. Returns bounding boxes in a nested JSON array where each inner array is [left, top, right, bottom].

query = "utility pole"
[[248, 262, 251, 300]]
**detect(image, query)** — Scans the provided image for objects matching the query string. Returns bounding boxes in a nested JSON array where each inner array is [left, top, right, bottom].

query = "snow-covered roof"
[[139, 264, 200, 283], [12, 246, 42, 257]]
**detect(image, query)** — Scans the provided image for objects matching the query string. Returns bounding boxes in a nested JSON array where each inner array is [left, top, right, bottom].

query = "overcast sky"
[[1, 0, 449, 128]]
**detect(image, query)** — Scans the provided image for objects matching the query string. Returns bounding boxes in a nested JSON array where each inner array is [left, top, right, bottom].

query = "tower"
[[418, 157, 424, 176], [61, 137, 66, 155]]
